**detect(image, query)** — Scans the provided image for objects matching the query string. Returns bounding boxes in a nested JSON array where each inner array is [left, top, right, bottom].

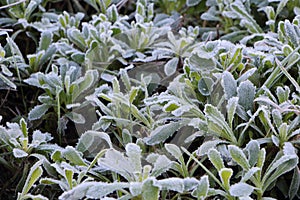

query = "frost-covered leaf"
[[28, 104, 51, 121], [59, 181, 129, 199], [192, 175, 209, 198], [186, 0, 201, 7], [144, 122, 181, 145], [289, 167, 300, 199], [63, 146, 87, 166], [198, 77, 213, 96], [245, 140, 260, 167], [227, 97, 239, 128], [126, 143, 142, 174], [229, 145, 250, 170], [65, 112, 85, 124], [20, 161, 43, 196], [229, 182, 254, 197], [129, 182, 142, 196], [219, 168, 233, 190], [208, 149, 225, 171], [76, 130, 112, 154], [237, 80, 256, 111], [164, 57, 179, 76], [151, 155, 172, 177], [241, 167, 260, 182], [39, 31, 52, 51], [142, 178, 160, 200], [165, 143, 182, 160], [197, 140, 226, 156], [155, 178, 185, 193], [222, 71, 237, 100], [13, 148, 28, 158]]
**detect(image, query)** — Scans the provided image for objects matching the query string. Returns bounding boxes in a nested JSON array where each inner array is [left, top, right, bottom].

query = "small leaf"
[[28, 104, 51, 121], [164, 57, 179, 76], [219, 168, 233, 190], [288, 167, 300, 199], [229, 145, 250, 170], [208, 148, 225, 171], [192, 175, 209, 198], [222, 71, 237, 100], [229, 182, 254, 197], [151, 155, 172, 177], [39, 31, 52, 51], [156, 178, 184, 193], [20, 161, 43, 196], [165, 143, 182, 161], [144, 122, 181, 145], [237, 80, 256, 111], [65, 169, 74, 189], [63, 146, 87, 166], [186, 0, 201, 7], [65, 112, 85, 124], [198, 77, 213, 96], [142, 178, 160, 200], [13, 148, 28, 158], [226, 97, 239, 128]]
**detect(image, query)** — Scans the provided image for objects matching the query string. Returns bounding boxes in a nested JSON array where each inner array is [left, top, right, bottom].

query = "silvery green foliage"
[[192, 141, 298, 199], [0, 42, 16, 90], [25, 63, 98, 125], [0, 118, 52, 158]]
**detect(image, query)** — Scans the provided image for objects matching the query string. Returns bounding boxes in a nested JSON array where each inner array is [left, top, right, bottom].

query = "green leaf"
[[0, 73, 16, 89], [289, 167, 300, 199], [186, 0, 201, 7], [228, 145, 250, 170], [219, 168, 233, 191], [28, 104, 51, 121], [13, 148, 28, 158], [19, 161, 43, 196], [208, 149, 225, 171], [156, 178, 185, 193], [245, 140, 260, 167], [129, 182, 142, 196], [229, 182, 254, 197], [165, 143, 182, 161], [237, 80, 255, 111], [198, 77, 213, 96], [59, 181, 129, 199], [222, 71, 237, 100], [65, 169, 74, 189], [67, 28, 86, 51], [189, 53, 216, 72], [204, 104, 237, 144], [241, 167, 260, 182], [65, 112, 85, 124], [24, 0, 41, 20], [142, 178, 160, 200], [39, 31, 52, 51], [126, 143, 142, 174], [226, 97, 239, 128], [192, 175, 209, 198], [164, 57, 179, 76], [144, 122, 182, 145], [63, 146, 87, 166]]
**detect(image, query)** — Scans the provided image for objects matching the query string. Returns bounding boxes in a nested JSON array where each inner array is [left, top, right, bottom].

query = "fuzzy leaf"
[[13, 148, 28, 158], [289, 167, 300, 199], [63, 146, 87, 166], [222, 71, 237, 100], [245, 140, 260, 167], [208, 149, 225, 171], [151, 155, 172, 177], [39, 31, 52, 51], [227, 97, 239, 128], [129, 182, 142, 196], [241, 167, 260, 182], [165, 143, 182, 161], [164, 57, 179, 76], [142, 178, 160, 200], [237, 80, 256, 111], [198, 77, 213, 96], [229, 145, 250, 170], [155, 178, 185, 193], [28, 104, 51, 121], [219, 168, 233, 190], [192, 175, 209, 198], [126, 143, 142, 174], [76, 130, 112, 153], [144, 122, 181, 145], [186, 0, 201, 7], [229, 182, 254, 197], [197, 140, 226, 156], [59, 182, 129, 199]]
